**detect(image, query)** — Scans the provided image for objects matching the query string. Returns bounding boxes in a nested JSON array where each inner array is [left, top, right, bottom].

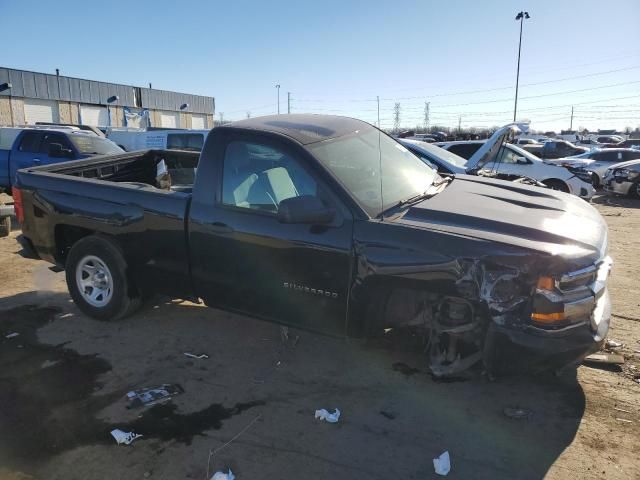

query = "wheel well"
[[54, 225, 94, 264], [542, 178, 570, 192]]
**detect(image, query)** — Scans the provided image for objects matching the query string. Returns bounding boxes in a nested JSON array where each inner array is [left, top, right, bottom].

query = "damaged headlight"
[[567, 167, 593, 184], [614, 168, 640, 181]]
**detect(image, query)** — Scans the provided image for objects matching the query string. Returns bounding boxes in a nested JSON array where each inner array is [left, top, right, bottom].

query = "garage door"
[[23, 99, 58, 124], [80, 105, 109, 127], [191, 114, 206, 129], [160, 111, 179, 128]]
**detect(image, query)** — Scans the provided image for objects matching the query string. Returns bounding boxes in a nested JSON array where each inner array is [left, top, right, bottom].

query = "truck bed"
[[16, 149, 200, 298]]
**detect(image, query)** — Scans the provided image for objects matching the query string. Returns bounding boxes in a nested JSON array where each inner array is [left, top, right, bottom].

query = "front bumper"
[[603, 176, 633, 196], [566, 177, 595, 200], [487, 259, 612, 374]]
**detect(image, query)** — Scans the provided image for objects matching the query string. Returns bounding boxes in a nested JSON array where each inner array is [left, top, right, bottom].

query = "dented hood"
[[394, 174, 607, 261]]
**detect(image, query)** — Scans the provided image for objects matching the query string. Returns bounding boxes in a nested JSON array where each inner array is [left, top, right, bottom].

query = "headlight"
[[567, 166, 593, 183], [614, 169, 640, 180]]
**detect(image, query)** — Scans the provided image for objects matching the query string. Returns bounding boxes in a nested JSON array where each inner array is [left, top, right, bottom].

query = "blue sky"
[[2, 0, 639, 131]]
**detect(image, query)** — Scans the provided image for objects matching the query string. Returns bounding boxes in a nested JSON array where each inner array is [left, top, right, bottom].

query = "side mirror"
[[48, 143, 73, 158], [515, 156, 529, 165], [48, 143, 63, 157], [277, 195, 335, 224]]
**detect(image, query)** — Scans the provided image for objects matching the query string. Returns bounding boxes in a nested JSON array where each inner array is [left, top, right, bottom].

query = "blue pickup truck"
[[0, 126, 123, 236]]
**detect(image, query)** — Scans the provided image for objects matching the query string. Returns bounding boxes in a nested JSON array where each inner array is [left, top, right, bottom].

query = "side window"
[[18, 132, 43, 153], [40, 133, 70, 154], [447, 143, 481, 159], [222, 140, 317, 213], [495, 147, 520, 164], [167, 133, 204, 151]]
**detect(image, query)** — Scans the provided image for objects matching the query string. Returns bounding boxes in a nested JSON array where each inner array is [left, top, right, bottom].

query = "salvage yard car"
[[603, 158, 640, 197], [13, 114, 612, 376], [433, 139, 594, 199]]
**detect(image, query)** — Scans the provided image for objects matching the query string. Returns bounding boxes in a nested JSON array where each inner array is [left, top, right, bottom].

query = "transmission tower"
[[393, 103, 401, 132]]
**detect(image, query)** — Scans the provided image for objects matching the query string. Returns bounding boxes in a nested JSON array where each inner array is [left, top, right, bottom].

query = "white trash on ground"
[[433, 451, 451, 476], [210, 469, 235, 480], [5, 332, 19, 339], [315, 408, 341, 423], [110, 429, 143, 445]]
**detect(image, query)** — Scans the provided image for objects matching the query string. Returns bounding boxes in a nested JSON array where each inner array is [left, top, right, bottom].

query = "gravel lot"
[[0, 193, 638, 480]]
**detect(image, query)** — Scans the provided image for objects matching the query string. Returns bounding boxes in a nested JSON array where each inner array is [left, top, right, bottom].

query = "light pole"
[[275, 84, 281, 114], [513, 11, 530, 122]]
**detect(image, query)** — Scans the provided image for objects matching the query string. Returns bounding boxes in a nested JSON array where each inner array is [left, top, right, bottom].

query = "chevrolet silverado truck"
[[14, 114, 612, 376]]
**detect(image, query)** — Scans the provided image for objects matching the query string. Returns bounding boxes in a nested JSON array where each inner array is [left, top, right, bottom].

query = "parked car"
[[605, 138, 640, 149], [548, 148, 640, 187], [14, 114, 611, 377], [520, 139, 589, 159], [0, 126, 123, 192], [603, 159, 640, 197], [514, 138, 541, 146], [106, 128, 209, 152], [433, 140, 594, 199]]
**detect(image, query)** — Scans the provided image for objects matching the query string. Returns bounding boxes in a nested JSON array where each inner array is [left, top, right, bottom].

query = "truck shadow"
[[0, 291, 585, 480], [592, 193, 640, 209]]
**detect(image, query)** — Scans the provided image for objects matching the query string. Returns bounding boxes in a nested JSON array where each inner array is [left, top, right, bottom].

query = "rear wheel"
[[542, 179, 570, 193], [65, 235, 140, 320]]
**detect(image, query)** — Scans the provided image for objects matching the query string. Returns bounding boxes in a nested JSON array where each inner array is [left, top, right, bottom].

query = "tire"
[[631, 181, 640, 199], [542, 179, 570, 193], [0, 216, 10, 238], [65, 235, 140, 321], [591, 174, 601, 188]]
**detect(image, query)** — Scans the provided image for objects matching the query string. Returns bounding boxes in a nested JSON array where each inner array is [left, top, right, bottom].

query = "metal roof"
[[224, 114, 372, 145], [0, 67, 214, 115]]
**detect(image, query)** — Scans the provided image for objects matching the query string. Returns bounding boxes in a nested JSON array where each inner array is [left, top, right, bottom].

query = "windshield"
[[69, 135, 124, 155], [412, 142, 468, 168], [308, 129, 438, 217]]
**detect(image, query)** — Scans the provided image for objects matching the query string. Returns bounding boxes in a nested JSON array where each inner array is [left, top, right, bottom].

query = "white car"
[[434, 140, 594, 200], [547, 148, 640, 187]]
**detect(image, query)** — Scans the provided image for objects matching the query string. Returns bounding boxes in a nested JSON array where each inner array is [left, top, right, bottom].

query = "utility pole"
[[377, 96, 380, 128], [275, 84, 281, 114], [513, 11, 531, 122], [287, 92, 291, 114], [570, 106, 574, 131], [424, 101, 430, 131], [458, 115, 462, 134]]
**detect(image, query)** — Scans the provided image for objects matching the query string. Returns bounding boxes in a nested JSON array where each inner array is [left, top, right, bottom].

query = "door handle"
[[209, 222, 234, 234]]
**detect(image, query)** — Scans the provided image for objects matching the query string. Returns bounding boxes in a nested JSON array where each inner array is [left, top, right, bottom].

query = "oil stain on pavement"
[[0, 305, 264, 470]]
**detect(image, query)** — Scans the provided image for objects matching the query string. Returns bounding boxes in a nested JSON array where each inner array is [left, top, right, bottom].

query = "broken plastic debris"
[[584, 353, 625, 365], [5, 332, 19, 339], [605, 339, 623, 349], [111, 429, 143, 445], [183, 352, 209, 359], [126, 384, 184, 409], [315, 408, 341, 423], [433, 451, 451, 476], [210, 469, 235, 480]]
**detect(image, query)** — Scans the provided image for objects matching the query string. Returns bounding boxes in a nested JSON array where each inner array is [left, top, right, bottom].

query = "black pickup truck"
[[14, 114, 612, 376]]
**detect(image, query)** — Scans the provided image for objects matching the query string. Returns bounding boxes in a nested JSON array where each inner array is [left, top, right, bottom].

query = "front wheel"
[[65, 235, 140, 321]]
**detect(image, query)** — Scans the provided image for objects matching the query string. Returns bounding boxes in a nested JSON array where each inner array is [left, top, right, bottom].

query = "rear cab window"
[[167, 133, 205, 151]]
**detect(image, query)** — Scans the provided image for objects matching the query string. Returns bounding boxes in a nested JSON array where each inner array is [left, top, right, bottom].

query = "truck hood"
[[394, 174, 607, 261]]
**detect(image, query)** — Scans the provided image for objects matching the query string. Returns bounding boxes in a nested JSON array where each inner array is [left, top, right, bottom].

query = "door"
[[11, 131, 43, 182], [191, 114, 206, 130], [159, 111, 179, 128], [39, 132, 75, 165], [188, 132, 354, 335], [80, 105, 109, 127], [23, 99, 58, 124]]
